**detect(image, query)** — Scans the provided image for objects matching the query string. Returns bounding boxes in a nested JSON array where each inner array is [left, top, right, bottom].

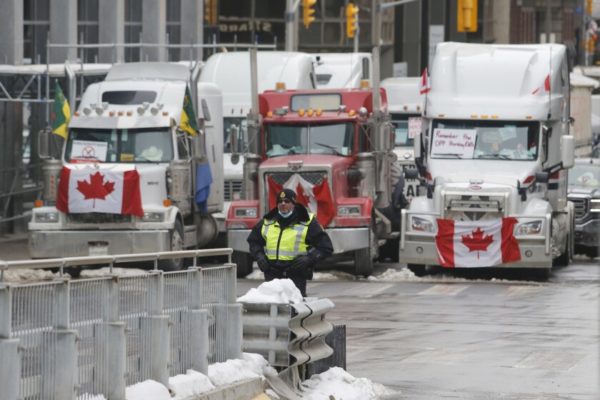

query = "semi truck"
[[312, 52, 372, 89], [29, 62, 224, 269], [226, 50, 398, 277], [381, 77, 424, 200], [400, 42, 575, 278], [198, 51, 315, 222]]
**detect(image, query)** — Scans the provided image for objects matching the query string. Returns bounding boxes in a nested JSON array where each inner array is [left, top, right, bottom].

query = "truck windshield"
[[265, 122, 353, 157], [568, 163, 600, 188], [391, 113, 419, 146], [430, 120, 539, 161], [65, 127, 173, 163]]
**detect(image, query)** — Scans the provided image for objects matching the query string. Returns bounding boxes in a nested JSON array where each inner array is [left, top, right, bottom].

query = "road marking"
[[514, 350, 585, 371], [506, 285, 542, 297], [356, 283, 396, 298], [418, 284, 469, 296]]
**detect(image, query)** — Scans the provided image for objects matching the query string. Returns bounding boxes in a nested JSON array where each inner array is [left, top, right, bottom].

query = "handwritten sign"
[[71, 140, 108, 161], [431, 128, 476, 158], [408, 117, 422, 139]]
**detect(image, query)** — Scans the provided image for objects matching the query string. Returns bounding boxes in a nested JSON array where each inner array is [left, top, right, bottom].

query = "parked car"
[[567, 158, 600, 258]]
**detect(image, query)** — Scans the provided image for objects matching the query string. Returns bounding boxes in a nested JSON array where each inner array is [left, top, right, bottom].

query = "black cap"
[[277, 188, 297, 203]]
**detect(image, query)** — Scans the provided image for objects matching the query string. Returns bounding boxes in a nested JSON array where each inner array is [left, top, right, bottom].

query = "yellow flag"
[[51, 81, 70, 139]]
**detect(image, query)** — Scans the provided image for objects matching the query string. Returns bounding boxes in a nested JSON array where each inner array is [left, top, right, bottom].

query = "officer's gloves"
[[288, 254, 315, 275], [256, 253, 271, 273]]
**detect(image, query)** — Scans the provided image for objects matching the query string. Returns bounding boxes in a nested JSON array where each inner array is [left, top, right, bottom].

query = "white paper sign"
[[431, 128, 476, 158], [71, 140, 108, 161], [408, 117, 422, 139]]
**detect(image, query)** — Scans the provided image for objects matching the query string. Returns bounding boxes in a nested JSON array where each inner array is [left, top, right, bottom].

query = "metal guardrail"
[[0, 249, 241, 400], [241, 298, 334, 368]]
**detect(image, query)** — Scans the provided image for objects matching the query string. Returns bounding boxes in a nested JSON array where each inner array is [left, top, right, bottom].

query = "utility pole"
[[285, 0, 297, 51]]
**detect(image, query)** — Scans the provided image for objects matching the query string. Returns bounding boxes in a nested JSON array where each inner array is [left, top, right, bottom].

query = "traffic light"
[[457, 0, 477, 33], [346, 3, 359, 39], [204, 0, 218, 25], [302, 0, 317, 29], [586, 0, 593, 15]]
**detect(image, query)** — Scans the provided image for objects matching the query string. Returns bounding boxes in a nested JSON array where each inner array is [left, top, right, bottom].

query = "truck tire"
[[160, 220, 184, 271], [233, 251, 253, 278], [407, 264, 427, 277], [354, 247, 374, 277], [553, 234, 571, 267]]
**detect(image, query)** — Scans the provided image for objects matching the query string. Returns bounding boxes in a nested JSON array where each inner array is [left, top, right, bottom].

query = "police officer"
[[247, 188, 333, 297]]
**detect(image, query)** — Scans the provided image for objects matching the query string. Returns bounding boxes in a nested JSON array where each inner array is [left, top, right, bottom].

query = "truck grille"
[[444, 194, 505, 221], [224, 179, 242, 201], [569, 197, 589, 220], [267, 171, 327, 186], [67, 213, 132, 224]]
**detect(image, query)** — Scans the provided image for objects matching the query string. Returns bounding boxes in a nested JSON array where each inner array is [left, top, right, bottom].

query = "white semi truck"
[[381, 77, 424, 200], [400, 43, 575, 278], [29, 62, 224, 269], [312, 52, 372, 89], [198, 51, 315, 221]]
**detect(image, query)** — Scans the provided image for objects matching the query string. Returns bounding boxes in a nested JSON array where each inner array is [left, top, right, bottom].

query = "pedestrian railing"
[[0, 249, 241, 400]]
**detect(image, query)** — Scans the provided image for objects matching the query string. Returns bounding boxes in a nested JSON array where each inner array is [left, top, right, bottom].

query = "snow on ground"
[[80, 267, 149, 277], [237, 278, 303, 304], [121, 354, 394, 400], [2, 268, 65, 283]]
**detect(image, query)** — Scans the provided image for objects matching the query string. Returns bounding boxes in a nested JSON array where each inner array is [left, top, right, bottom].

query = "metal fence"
[[0, 249, 241, 400]]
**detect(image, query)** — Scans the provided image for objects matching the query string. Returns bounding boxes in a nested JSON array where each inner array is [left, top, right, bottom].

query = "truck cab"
[[400, 43, 575, 277], [29, 63, 223, 269]]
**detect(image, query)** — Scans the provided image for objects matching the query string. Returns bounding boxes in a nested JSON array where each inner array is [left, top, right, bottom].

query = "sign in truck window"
[[70, 140, 108, 161], [431, 128, 476, 159], [408, 117, 422, 139]]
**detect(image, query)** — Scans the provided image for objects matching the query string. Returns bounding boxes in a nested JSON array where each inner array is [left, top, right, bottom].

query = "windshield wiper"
[[314, 142, 344, 156], [433, 153, 462, 159], [477, 153, 510, 160]]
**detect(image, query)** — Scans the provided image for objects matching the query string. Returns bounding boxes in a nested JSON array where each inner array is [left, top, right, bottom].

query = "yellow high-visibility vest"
[[261, 214, 314, 261]]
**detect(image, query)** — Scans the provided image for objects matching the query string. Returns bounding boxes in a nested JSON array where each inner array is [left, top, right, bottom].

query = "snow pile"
[[237, 278, 303, 304], [80, 267, 148, 278], [2, 268, 63, 283], [300, 367, 397, 400], [126, 380, 171, 400], [208, 353, 276, 386], [368, 267, 421, 281], [169, 370, 215, 399]]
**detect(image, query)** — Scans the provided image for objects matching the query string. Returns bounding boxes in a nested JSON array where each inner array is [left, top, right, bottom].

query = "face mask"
[[278, 209, 293, 218]]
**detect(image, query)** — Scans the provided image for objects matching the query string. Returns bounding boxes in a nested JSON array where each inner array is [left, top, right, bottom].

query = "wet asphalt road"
[[240, 259, 599, 399]]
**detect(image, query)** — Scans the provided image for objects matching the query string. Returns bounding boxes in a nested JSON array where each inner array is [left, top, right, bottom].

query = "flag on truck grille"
[[435, 218, 520, 268], [179, 85, 198, 136], [51, 81, 70, 139], [56, 167, 143, 216], [267, 173, 335, 226]]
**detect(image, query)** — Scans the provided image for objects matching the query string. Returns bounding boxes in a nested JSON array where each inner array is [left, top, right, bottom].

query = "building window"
[[125, 0, 143, 61], [23, 0, 50, 63], [78, 0, 99, 62]]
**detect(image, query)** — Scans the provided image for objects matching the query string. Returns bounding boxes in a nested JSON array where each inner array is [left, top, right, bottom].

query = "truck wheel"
[[233, 251, 253, 278], [407, 264, 427, 277], [378, 238, 399, 262], [354, 247, 374, 277], [160, 220, 184, 271], [553, 234, 571, 267], [586, 248, 598, 259]]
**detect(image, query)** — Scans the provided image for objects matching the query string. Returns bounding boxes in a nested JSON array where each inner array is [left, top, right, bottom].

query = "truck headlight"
[[591, 199, 600, 213], [338, 205, 361, 216], [142, 211, 166, 222], [410, 216, 434, 232], [35, 211, 59, 223], [516, 220, 543, 235], [235, 207, 257, 218]]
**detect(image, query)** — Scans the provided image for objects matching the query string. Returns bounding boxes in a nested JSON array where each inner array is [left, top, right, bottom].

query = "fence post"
[[213, 303, 243, 362], [187, 268, 209, 374], [42, 280, 77, 400], [140, 272, 170, 387], [97, 277, 126, 400], [0, 285, 20, 400]]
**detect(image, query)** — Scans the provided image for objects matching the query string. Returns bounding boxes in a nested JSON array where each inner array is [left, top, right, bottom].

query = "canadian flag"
[[419, 68, 431, 95], [531, 74, 551, 95], [267, 174, 335, 227], [435, 218, 521, 268], [56, 167, 143, 216]]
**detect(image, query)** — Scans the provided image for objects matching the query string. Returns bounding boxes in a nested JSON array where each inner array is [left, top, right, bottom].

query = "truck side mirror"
[[535, 171, 549, 183], [560, 135, 574, 169], [230, 124, 240, 153], [413, 132, 422, 158]]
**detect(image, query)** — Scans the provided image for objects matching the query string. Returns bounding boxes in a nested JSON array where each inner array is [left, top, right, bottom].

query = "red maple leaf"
[[461, 227, 494, 259], [77, 171, 115, 208]]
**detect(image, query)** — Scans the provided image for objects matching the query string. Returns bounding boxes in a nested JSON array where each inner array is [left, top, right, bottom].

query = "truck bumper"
[[400, 234, 552, 269], [29, 230, 170, 258], [574, 219, 600, 248], [228, 227, 369, 254]]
